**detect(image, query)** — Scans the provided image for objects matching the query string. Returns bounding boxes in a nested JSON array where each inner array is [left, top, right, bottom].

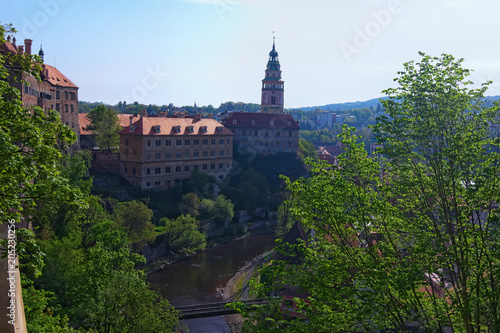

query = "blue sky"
[[3, 0, 500, 108]]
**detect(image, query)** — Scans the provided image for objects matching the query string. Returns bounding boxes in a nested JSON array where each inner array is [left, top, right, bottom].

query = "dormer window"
[[287, 121, 292, 126], [217, 126, 223, 133], [174, 125, 181, 133], [129, 125, 137, 132], [233, 119, 237, 125], [251, 120, 256, 125], [270, 120, 274, 127], [201, 126, 207, 133], [154, 125, 161, 133], [187, 126, 194, 133]]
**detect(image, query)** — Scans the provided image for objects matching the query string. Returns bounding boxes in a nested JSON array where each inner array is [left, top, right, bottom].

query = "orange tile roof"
[[79, 113, 134, 135], [120, 117, 233, 136], [42, 64, 78, 88]]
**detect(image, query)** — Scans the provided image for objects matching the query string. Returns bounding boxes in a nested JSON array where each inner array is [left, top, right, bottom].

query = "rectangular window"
[[277, 131, 280, 137], [165, 152, 171, 159], [155, 153, 161, 159], [289, 131, 292, 137], [254, 130, 258, 136], [156, 140, 161, 146], [203, 139, 208, 145], [185, 139, 190, 145], [132, 168, 136, 175], [227, 150, 230, 156], [210, 164, 215, 170], [176, 152, 181, 158], [56, 103, 60, 112], [227, 139, 230, 144], [288, 141, 292, 147], [147, 153, 151, 160], [155, 167, 161, 174], [166, 140, 171, 146], [185, 165, 190, 172], [202, 164, 208, 170], [56, 91, 60, 99], [194, 139, 199, 145], [70, 92, 76, 100], [175, 179, 181, 184], [70, 104, 74, 113], [194, 165, 199, 170], [219, 163, 223, 169], [124, 167, 128, 174], [185, 151, 190, 158], [65, 91, 69, 99], [147, 168, 150, 175], [193, 151, 199, 157], [165, 167, 171, 173], [219, 139, 224, 144], [176, 139, 182, 146], [175, 166, 181, 172], [203, 151, 208, 157], [211, 151, 215, 157], [219, 150, 224, 156], [211, 139, 216, 145], [148, 140, 151, 147], [125, 139, 129, 146]]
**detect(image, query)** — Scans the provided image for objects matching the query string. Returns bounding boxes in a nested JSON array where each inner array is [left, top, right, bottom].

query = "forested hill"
[[294, 95, 500, 112]]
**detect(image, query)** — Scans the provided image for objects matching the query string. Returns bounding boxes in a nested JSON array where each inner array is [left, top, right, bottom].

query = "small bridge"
[[175, 299, 268, 319]]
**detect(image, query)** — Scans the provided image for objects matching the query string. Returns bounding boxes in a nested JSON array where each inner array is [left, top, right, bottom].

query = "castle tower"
[[260, 38, 284, 114]]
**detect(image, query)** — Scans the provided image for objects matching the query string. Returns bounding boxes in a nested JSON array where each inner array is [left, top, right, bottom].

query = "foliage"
[[297, 138, 317, 163], [237, 53, 500, 332], [87, 105, 121, 152], [156, 215, 206, 253], [115, 200, 155, 247], [180, 192, 201, 217], [201, 194, 234, 227], [0, 24, 79, 222]]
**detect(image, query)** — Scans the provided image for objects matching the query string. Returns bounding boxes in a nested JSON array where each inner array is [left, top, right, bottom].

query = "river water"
[[148, 234, 276, 332]]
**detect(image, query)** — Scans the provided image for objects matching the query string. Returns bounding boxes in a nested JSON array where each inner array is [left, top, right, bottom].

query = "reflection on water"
[[148, 234, 276, 307]]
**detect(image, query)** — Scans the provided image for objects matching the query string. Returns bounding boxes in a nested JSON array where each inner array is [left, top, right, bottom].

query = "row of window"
[[55, 90, 76, 100], [236, 129, 294, 137], [146, 150, 231, 160], [143, 138, 231, 147], [53, 103, 75, 113], [145, 174, 225, 188], [236, 139, 296, 147], [124, 163, 229, 175]]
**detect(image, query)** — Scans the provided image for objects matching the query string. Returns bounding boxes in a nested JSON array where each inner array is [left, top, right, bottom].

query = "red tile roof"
[[42, 64, 78, 88], [79, 113, 134, 135], [0, 41, 17, 54], [120, 117, 233, 136], [221, 112, 300, 130]]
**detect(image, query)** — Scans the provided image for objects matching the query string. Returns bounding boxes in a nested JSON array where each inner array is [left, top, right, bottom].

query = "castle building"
[[0, 38, 80, 144], [222, 38, 300, 155], [261, 37, 284, 114], [119, 114, 233, 190]]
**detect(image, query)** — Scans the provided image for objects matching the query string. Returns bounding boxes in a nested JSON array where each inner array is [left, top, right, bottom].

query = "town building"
[[119, 114, 233, 190], [222, 112, 300, 155], [79, 113, 133, 150], [222, 38, 300, 155], [0, 37, 80, 144]]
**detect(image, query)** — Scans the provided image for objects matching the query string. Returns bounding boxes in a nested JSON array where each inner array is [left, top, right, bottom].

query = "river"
[[148, 234, 276, 332]]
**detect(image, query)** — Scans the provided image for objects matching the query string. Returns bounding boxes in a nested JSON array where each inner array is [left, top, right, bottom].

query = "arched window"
[[233, 119, 237, 125], [251, 120, 256, 125], [270, 120, 274, 126]]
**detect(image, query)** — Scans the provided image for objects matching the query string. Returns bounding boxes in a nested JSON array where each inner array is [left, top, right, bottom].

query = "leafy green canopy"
[[236, 53, 500, 333], [0, 24, 79, 222]]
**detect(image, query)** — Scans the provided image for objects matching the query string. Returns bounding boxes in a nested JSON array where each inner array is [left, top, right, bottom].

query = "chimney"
[[194, 114, 202, 122], [12, 37, 16, 47], [140, 109, 148, 118], [18, 45, 24, 54], [24, 39, 32, 55], [129, 115, 134, 126], [7, 36, 11, 42], [158, 111, 167, 118]]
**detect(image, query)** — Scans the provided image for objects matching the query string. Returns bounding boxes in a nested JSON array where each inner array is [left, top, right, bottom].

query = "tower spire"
[[260, 36, 284, 114]]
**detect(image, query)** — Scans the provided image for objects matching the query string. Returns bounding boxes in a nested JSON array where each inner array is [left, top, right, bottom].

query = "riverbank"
[[144, 225, 276, 274], [222, 250, 274, 332]]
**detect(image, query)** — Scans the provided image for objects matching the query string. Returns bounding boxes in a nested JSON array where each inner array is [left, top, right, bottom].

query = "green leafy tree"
[[201, 195, 234, 227], [236, 53, 500, 332], [180, 192, 201, 217], [157, 215, 206, 253], [298, 138, 317, 163], [87, 105, 121, 152], [0, 24, 79, 222], [115, 200, 155, 247]]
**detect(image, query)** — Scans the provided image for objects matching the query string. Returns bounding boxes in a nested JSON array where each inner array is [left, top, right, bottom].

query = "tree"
[[180, 192, 201, 217], [157, 215, 206, 253], [87, 105, 121, 152], [236, 53, 500, 332], [0, 24, 79, 222], [115, 200, 155, 247], [298, 138, 317, 163]]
